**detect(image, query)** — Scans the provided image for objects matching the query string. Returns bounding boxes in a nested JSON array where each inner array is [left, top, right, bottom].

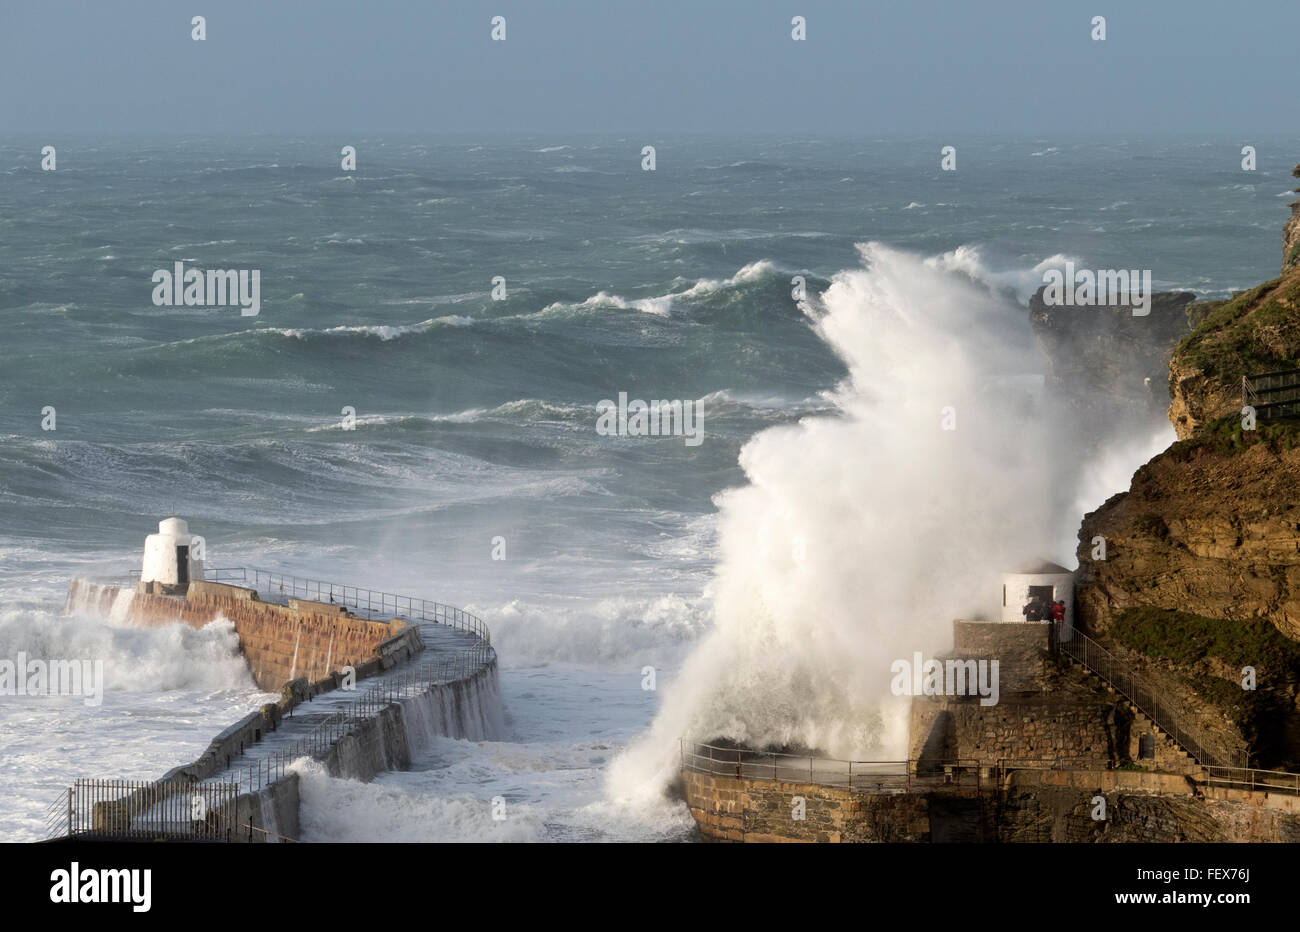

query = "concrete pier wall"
[[233, 660, 502, 842], [67, 578, 414, 690], [67, 574, 500, 843]]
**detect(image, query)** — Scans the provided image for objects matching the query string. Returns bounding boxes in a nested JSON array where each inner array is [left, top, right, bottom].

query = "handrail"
[[44, 642, 498, 839], [78, 565, 490, 645], [205, 566, 490, 645], [237, 822, 300, 843], [1204, 765, 1300, 795], [680, 740, 1300, 800], [1052, 622, 1244, 768], [1242, 367, 1300, 419], [48, 778, 240, 842], [50, 569, 497, 840], [679, 741, 983, 793]]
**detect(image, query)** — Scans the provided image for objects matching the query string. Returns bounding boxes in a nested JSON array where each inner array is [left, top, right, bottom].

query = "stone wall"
[[231, 660, 500, 842], [67, 578, 413, 691], [94, 645, 499, 842], [69, 575, 498, 843], [682, 767, 1300, 843], [999, 769, 1300, 843], [952, 619, 1054, 692], [682, 770, 938, 843], [908, 621, 1198, 774], [911, 688, 1118, 769]]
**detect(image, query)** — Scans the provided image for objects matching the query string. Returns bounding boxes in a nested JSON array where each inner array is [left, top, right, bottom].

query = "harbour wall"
[[682, 767, 1300, 843], [85, 647, 501, 842], [908, 621, 1198, 774], [234, 661, 503, 842], [67, 578, 413, 691], [66, 574, 500, 842], [681, 619, 1281, 842]]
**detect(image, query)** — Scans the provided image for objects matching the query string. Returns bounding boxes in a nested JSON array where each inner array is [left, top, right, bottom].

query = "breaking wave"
[[608, 242, 1164, 801]]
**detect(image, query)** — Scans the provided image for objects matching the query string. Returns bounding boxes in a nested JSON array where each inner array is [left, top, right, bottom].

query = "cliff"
[[1285, 162, 1300, 271], [1028, 288, 1196, 423], [1074, 184, 1300, 769], [1168, 269, 1300, 438]]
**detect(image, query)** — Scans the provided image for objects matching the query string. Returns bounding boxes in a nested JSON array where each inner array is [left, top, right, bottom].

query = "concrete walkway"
[[200, 616, 487, 793]]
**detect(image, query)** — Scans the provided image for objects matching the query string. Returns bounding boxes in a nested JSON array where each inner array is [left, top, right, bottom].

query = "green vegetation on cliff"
[[1112, 606, 1300, 669], [1169, 413, 1300, 457], [1110, 607, 1300, 769], [1175, 275, 1300, 388]]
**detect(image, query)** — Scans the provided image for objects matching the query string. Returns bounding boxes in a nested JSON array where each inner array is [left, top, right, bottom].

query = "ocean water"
[[0, 135, 1295, 841]]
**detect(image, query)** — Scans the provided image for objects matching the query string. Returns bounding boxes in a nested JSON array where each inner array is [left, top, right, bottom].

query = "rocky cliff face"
[[1074, 437, 1300, 767], [1167, 270, 1300, 439], [1028, 288, 1195, 423], [1073, 184, 1300, 768], [1285, 162, 1300, 271], [1077, 440, 1300, 641]]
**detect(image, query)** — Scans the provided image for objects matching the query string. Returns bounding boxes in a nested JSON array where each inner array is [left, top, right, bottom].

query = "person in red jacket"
[[1051, 600, 1066, 624]]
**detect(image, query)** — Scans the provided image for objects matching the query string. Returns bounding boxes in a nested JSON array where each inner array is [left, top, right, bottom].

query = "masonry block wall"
[[682, 770, 936, 843], [67, 578, 407, 691], [908, 620, 1196, 773], [683, 768, 1300, 842], [951, 619, 1054, 692], [910, 688, 1120, 769]]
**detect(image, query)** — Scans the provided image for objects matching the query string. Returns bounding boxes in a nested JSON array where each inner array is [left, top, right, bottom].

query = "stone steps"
[[1064, 657, 1200, 767]]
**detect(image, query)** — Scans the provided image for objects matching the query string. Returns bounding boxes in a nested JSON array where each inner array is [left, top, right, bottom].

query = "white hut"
[[1000, 560, 1074, 630], [140, 517, 205, 588]]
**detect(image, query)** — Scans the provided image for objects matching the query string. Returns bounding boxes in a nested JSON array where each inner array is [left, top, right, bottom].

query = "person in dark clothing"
[[1022, 600, 1038, 621]]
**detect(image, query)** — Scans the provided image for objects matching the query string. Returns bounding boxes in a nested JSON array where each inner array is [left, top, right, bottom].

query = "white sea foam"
[[485, 592, 709, 666], [927, 244, 1074, 304], [0, 605, 270, 841], [608, 242, 1169, 803], [537, 260, 781, 319]]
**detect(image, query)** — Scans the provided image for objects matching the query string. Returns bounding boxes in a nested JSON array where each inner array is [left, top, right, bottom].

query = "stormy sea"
[[0, 135, 1294, 840]]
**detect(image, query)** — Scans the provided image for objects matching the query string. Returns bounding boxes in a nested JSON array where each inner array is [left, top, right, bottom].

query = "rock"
[[1285, 162, 1300, 271], [1168, 269, 1300, 439], [1077, 441, 1300, 641], [1028, 287, 1196, 423], [1070, 172, 1300, 768]]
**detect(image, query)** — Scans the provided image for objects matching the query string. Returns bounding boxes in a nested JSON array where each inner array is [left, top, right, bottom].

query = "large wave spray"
[[609, 242, 1164, 798]]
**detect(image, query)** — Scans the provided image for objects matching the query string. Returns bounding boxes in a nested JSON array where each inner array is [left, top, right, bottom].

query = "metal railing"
[[238, 822, 299, 843], [680, 741, 983, 794], [45, 641, 497, 839], [220, 643, 496, 794], [1053, 622, 1244, 768], [47, 778, 239, 842], [1243, 368, 1300, 421], [1204, 766, 1300, 795], [205, 567, 489, 644], [992, 757, 1104, 782]]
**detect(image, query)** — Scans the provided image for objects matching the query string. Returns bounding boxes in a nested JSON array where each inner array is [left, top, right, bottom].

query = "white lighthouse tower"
[[140, 517, 205, 593]]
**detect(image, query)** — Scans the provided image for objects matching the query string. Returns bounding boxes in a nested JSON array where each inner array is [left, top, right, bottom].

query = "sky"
[[0, 0, 1297, 136]]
